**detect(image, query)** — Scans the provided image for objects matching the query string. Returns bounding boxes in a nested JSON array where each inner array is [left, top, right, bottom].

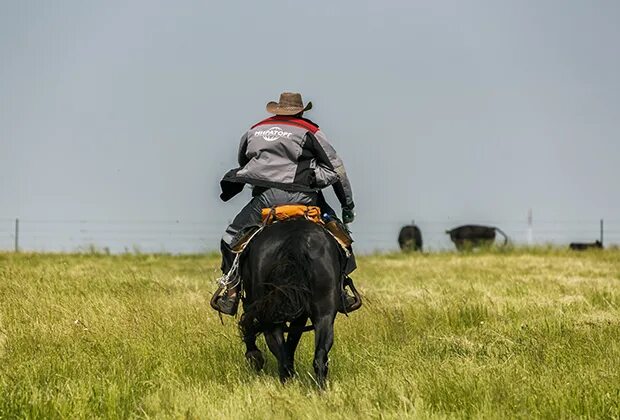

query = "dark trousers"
[[222, 187, 318, 247]]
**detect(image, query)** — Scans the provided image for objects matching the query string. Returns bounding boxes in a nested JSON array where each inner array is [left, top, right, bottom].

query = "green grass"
[[1, 249, 619, 419]]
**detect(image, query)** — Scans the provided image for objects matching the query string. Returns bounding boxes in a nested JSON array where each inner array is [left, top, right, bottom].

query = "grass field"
[[1, 249, 619, 419]]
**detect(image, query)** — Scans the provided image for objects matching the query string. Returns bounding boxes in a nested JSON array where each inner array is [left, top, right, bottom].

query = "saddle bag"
[[261, 205, 322, 224], [324, 218, 354, 248]]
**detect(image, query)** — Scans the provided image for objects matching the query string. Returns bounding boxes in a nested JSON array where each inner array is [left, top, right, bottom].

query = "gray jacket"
[[220, 116, 354, 209]]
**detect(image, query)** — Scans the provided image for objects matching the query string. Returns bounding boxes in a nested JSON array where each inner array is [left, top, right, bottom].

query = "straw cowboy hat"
[[266, 92, 313, 115]]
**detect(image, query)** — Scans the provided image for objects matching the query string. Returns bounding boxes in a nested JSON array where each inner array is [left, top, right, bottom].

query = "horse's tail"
[[239, 239, 313, 335], [495, 227, 509, 246]]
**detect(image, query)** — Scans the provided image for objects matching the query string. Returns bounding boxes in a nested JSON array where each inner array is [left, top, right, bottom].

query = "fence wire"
[[0, 217, 617, 254]]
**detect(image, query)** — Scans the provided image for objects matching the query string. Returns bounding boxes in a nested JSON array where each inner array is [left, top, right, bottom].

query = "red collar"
[[251, 116, 319, 134]]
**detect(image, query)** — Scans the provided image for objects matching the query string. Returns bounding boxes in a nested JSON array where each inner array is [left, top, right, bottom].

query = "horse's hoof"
[[245, 350, 264, 371], [279, 367, 295, 383]]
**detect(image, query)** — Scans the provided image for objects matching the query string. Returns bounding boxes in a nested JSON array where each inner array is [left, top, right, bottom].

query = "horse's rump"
[[239, 219, 343, 336]]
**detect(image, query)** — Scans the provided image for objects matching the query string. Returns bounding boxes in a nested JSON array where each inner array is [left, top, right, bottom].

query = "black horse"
[[235, 218, 353, 387]]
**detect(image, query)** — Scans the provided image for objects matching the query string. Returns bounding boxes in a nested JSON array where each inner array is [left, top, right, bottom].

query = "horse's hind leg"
[[264, 326, 294, 382], [284, 316, 308, 376], [312, 314, 335, 389]]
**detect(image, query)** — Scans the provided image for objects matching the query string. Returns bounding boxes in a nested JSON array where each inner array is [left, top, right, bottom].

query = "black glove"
[[342, 207, 355, 224]]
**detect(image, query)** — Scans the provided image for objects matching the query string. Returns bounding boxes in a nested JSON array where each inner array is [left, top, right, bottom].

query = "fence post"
[[527, 209, 533, 245], [14, 218, 19, 252], [600, 219, 604, 246]]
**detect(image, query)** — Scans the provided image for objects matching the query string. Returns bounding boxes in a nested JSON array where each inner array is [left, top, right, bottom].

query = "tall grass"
[[0, 249, 619, 418]]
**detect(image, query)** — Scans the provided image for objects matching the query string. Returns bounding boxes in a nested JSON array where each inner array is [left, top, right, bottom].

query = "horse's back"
[[251, 219, 340, 259]]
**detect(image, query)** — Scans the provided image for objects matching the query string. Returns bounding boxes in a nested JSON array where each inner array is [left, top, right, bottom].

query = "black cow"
[[569, 240, 603, 250], [446, 224, 508, 250], [398, 225, 423, 252]]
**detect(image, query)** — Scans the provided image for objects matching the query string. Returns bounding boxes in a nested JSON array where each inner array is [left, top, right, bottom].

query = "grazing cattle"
[[446, 224, 508, 250], [398, 224, 423, 252], [569, 240, 603, 250]]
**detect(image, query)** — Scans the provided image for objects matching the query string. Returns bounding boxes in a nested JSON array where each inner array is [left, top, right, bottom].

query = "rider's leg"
[[220, 239, 236, 273], [216, 196, 266, 315], [214, 243, 241, 315], [345, 251, 357, 274]]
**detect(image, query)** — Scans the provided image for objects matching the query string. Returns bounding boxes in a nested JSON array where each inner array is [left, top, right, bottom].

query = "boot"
[[220, 240, 235, 273], [338, 276, 362, 314]]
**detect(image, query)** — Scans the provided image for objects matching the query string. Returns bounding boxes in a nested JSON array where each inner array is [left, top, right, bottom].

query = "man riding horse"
[[213, 92, 359, 316]]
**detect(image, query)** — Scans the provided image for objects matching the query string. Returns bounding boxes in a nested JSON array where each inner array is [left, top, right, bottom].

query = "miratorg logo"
[[254, 127, 293, 142]]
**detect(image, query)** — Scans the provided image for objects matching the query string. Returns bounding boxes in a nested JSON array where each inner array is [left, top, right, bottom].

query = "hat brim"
[[266, 101, 312, 115]]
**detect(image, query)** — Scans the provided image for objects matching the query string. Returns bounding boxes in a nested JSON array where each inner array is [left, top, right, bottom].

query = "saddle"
[[230, 205, 353, 254]]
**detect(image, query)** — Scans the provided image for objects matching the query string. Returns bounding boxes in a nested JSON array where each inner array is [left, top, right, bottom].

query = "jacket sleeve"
[[219, 133, 249, 202], [306, 130, 354, 209], [237, 133, 249, 166]]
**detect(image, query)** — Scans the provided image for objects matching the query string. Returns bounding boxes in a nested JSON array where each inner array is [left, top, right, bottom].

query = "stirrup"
[[214, 294, 239, 316], [210, 284, 240, 316], [338, 277, 362, 314]]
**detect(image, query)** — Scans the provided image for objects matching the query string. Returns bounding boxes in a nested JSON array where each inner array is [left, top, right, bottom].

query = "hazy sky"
[[1, 1, 619, 252]]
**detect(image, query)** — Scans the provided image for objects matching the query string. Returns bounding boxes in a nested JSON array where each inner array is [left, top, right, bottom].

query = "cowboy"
[[214, 92, 359, 315]]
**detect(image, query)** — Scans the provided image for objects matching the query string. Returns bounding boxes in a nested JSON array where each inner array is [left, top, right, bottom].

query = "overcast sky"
[[1, 1, 619, 252]]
